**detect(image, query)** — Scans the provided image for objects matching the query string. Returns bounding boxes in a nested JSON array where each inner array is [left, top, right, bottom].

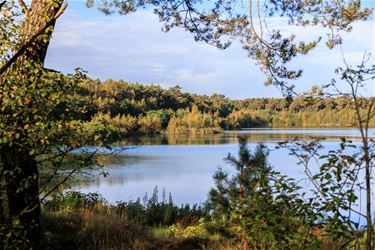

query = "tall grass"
[[41, 190, 360, 250], [41, 190, 211, 250]]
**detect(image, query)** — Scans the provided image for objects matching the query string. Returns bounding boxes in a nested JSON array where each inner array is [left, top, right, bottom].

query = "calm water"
[[73, 128, 375, 206]]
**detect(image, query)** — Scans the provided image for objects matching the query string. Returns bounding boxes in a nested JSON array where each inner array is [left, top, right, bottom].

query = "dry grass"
[[42, 206, 150, 249], [41, 198, 353, 250], [41, 205, 212, 250]]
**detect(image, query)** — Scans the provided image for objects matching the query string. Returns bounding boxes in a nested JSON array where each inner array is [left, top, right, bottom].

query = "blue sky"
[[45, 1, 375, 99]]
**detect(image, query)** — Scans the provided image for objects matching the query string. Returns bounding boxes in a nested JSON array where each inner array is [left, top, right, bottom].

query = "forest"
[[72, 77, 374, 138]]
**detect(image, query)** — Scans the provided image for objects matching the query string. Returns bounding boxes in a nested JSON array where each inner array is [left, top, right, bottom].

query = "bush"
[[116, 186, 208, 227], [207, 137, 320, 249]]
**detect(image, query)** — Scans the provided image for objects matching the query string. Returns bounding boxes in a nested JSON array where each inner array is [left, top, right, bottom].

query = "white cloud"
[[45, 2, 374, 98], [171, 68, 214, 84], [149, 63, 167, 76]]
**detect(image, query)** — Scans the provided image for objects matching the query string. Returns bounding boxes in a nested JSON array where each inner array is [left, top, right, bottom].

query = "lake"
[[73, 128, 374, 206]]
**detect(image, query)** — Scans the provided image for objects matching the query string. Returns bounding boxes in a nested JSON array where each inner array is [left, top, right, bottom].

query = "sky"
[[45, 1, 375, 99]]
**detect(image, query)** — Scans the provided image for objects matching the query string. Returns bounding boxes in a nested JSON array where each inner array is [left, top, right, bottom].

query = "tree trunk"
[[2, 149, 41, 248], [21, 0, 64, 64], [0, 0, 64, 248]]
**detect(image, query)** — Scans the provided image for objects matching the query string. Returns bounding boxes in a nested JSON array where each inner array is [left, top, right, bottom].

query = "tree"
[[0, 1, 67, 247], [279, 63, 375, 248], [1, 0, 373, 248], [208, 138, 319, 248], [0, 1, 111, 248]]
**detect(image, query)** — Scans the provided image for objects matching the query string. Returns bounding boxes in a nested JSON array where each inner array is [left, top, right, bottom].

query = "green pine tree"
[[207, 137, 319, 249]]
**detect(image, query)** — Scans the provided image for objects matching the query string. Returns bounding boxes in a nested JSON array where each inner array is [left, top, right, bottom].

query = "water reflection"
[[115, 128, 375, 146], [73, 129, 374, 208]]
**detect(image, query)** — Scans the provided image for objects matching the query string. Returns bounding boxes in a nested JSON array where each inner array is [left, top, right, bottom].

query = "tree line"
[[69, 77, 375, 138]]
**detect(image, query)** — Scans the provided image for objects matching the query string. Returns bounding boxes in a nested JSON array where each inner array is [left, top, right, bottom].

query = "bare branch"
[[54, 2, 68, 19]]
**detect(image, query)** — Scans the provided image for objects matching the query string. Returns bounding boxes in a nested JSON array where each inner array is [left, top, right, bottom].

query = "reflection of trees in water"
[[68, 155, 154, 188], [95, 154, 144, 167], [228, 131, 362, 142], [117, 134, 225, 145], [58, 131, 368, 193], [116, 131, 363, 146], [38, 153, 103, 196], [73, 154, 204, 189], [38, 154, 146, 194], [117, 133, 240, 145]]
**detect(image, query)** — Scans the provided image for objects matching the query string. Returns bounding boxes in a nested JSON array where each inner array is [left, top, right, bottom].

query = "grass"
[[42, 206, 217, 250], [41, 191, 216, 250], [40, 191, 370, 250]]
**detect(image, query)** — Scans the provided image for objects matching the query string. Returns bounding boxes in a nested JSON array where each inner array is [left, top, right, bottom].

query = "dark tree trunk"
[[2, 149, 41, 248], [0, 0, 64, 248]]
